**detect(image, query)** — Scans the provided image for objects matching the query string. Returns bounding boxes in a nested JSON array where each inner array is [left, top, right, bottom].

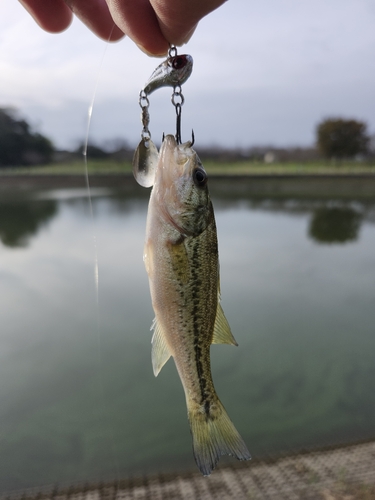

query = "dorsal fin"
[[151, 318, 172, 376]]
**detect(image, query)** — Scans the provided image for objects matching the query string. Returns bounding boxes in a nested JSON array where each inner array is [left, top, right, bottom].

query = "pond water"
[[0, 179, 375, 492]]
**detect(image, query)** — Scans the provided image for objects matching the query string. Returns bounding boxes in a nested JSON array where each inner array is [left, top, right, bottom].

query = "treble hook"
[[175, 103, 182, 145], [175, 108, 194, 146]]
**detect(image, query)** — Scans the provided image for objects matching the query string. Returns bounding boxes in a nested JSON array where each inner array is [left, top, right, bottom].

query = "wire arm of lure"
[[171, 87, 195, 146], [172, 85, 185, 144], [132, 90, 158, 188], [139, 90, 151, 142], [175, 103, 182, 144]]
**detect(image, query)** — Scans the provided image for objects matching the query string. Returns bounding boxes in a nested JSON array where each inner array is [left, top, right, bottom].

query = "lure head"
[[143, 55, 193, 95]]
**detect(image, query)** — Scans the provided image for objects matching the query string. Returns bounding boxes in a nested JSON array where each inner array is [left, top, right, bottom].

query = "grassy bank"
[[1, 159, 375, 176], [0, 161, 133, 176], [204, 159, 375, 175]]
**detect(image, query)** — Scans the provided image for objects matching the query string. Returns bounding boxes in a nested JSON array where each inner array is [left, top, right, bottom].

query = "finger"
[[151, 0, 227, 45], [19, 0, 73, 33], [105, 0, 169, 56], [64, 0, 125, 41]]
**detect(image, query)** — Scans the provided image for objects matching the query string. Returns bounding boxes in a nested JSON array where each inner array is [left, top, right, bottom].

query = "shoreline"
[[2, 439, 374, 500], [2, 173, 375, 200]]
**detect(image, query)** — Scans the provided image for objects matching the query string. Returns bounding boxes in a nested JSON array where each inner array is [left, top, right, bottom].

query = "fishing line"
[[82, 23, 120, 481]]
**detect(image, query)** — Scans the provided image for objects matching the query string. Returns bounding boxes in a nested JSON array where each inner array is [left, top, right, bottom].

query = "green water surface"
[[0, 181, 374, 492]]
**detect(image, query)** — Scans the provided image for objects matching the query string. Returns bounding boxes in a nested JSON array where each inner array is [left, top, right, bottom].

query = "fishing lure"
[[132, 46, 193, 187]]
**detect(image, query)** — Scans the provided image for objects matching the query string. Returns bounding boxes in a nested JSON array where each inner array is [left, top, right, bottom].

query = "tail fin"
[[188, 399, 251, 476]]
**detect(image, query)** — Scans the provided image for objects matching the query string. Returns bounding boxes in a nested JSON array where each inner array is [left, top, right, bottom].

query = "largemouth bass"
[[144, 135, 250, 476]]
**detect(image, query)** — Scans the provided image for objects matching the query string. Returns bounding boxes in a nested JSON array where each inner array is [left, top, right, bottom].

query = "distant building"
[[264, 152, 276, 163]]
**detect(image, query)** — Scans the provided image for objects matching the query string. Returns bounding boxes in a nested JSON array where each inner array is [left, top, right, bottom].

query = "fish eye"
[[172, 56, 186, 70], [193, 168, 207, 188]]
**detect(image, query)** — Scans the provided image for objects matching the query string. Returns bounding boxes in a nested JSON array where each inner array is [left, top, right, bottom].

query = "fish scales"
[[143, 135, 250, 476], [170, 217, 217, 408]]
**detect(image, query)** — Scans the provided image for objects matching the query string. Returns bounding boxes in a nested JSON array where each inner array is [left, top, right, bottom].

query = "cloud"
[[1, 0, 374, 148]]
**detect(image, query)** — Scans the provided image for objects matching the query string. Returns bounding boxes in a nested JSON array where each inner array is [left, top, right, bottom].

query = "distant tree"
[[0, 108, 54, 167], [316, 118, 369, 160], [75, 142, 110, 159]]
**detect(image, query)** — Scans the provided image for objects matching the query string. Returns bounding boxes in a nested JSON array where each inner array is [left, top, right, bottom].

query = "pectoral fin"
[[212, 301, 238, 346], [143, 239, 154, 277], [151, 318, 172, 376]]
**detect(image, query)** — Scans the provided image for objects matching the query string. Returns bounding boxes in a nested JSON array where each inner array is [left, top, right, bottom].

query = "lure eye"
[[172, 56, 186, 70], [193, 168, 207, 188]]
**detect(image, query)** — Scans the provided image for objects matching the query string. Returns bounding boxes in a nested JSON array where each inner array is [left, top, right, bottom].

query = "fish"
[[143, 135, 250, 476]]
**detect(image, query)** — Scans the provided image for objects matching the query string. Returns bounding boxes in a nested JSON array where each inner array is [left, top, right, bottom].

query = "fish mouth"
[[156, 134, 209, 237], [161, 134, 194, 151], [160, 134, 178, 151], [160, 135, 195, 172], [158, 134, 201, 191], [156, 134, 198, 220]]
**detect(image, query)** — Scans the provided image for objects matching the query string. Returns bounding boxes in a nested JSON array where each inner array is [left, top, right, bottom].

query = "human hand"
[[19, 0, 226, 56]]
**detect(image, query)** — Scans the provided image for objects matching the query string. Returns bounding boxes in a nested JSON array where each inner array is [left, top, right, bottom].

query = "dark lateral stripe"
[[190, 239, 210, 414]]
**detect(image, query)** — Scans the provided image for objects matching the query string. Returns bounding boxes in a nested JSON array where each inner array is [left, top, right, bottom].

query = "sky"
[[1, 0, 375, 150]]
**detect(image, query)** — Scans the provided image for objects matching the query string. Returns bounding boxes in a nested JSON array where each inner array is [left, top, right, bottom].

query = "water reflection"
[[0, 183, 375, 492], [309, 207, 362, 244], [0, 199, 57, 247], [1, 186, 374, 250]]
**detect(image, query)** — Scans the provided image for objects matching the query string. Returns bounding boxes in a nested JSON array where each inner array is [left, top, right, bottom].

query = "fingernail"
[[136, 43, 168, 58]]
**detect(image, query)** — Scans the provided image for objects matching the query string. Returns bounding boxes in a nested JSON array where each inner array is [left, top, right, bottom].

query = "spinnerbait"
[[132, 46, 193, 187]]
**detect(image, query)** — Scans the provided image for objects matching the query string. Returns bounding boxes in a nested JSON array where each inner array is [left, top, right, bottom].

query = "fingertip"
[[19, 0, 73, 33], [136, 42, 169, 57], [99, 23, 125, 42], [105, 0, 169, 56], [154, 18, 198, 48], [177, 24, 198, 46]]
